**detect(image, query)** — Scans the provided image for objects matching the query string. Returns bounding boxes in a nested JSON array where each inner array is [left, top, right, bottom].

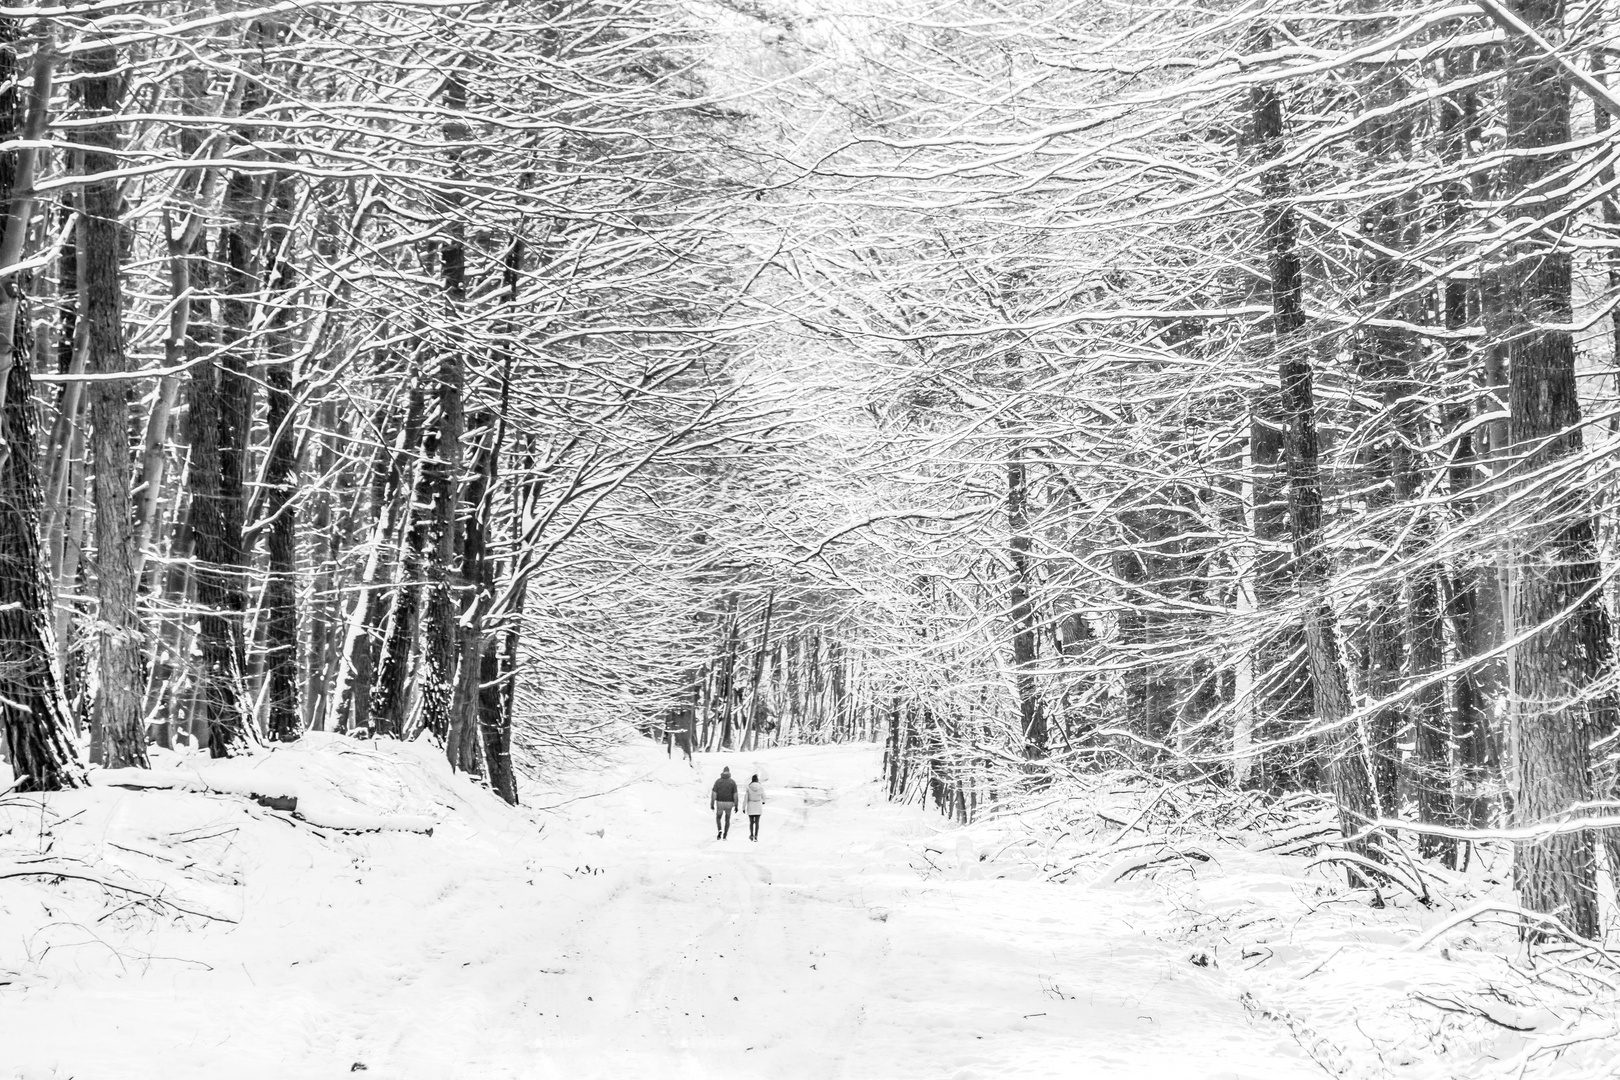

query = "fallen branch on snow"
[[93, 769, 435, 835], [1410, 990, 1542, 1032], [1095, 844, 1214, 884], [1405, 901, 1620, 969], [1307, 852, 1431, 905], [0, 863, 237, 923]]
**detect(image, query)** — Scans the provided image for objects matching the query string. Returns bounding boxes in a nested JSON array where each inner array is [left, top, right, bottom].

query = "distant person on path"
[[744, 774, 766, 842], [711, 766, 738, 840]]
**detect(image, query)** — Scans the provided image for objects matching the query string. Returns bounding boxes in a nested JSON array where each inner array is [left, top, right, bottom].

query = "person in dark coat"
[[711, 766, 739, 840]]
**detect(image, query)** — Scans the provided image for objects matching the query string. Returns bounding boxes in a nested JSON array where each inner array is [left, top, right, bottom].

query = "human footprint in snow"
[[744, 775, 766, 841], [711, 766, 738, 839]]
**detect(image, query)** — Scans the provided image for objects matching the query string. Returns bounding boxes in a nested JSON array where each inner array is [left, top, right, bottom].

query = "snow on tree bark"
[[0, 29, 84, 790], [1494, 0, 1603, 939], [1251, 31, 1378, 866], [77, 42, 149, 769]]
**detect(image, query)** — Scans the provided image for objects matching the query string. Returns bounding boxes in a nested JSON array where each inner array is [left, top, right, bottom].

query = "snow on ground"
[[2, 737, 1617, 1079], [930, 773, 1620, 1080]]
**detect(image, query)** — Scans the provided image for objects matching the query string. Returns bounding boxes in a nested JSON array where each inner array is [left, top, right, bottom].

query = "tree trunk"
[[262, 168, 301, 742], [0, 32, 84, 790], [784, 633, 803, 736], [830, 639, 848, 738], [420, 370, 462, 747], [1252, 41, 1379, 860], [77, 44, 150, 769], [1434, 61, 1499, 843], [479, 636, 516, 802], [718, 595, 740, 748], [370, 382, 430, 739], [185, 212, 251, 755], [451, 417, 492, 778], [336, 390, 417, 733], [1494, 0, 1601, 938], [497, 497, 531, 781], [742, 590, 775, 752], [198, 68, 267, 750], [425, 73, 470, 754], [305, 398, 338, 731], [1007, 449, 1046, 756], [473, 235, 525, 792]]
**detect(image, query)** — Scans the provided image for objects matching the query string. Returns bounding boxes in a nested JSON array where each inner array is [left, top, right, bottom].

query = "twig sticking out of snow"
[[1239, 990, 1373, 1079], [1099, 780, 1193, 851]]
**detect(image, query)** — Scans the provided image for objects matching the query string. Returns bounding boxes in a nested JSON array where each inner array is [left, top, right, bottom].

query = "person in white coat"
[[744, 774, 766, 841]]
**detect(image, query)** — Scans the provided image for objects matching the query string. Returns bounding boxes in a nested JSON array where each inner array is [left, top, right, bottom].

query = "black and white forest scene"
[[5, 1, 1620, 1077]]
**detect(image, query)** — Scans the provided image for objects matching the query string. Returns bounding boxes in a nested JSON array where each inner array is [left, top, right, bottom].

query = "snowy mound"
[[93, 732, 460, 833], [2, 735, 546, 1079], [907, 768, 1620, 1079]]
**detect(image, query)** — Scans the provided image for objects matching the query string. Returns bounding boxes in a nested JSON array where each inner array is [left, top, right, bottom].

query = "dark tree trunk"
[[184, 172, 253, 755], [1007, 450, 1046, 756], [420, 372, 462, 748], [1494, 1, 1601, 939], [262, 169, 301, 742], [718, 595, 740, 748], [425, 74, 470, 755], [479, 637, 515, 802], [1587, 53, 1620, 899], [829, 640, 848, 737], [305, 399, 338, 731], [203, 74, 266, 749], [0, 352, 84, 788], [451, 419, 491, 778], [498, 598, 525, 766], [885, 697, 903, 796], [343, 388, 420, 733], [78, 44, 149, 768], [474, 236, 524, 797], [0, 33, 83, 790], [216, 219, 255, 698], [185, 272, 251, 754], [1252, 43, 1379, 863], [43, 194, 78, 645], [370, 381, 430, 739], [1438, 64, 1498, 839], [741, 591, 775, 752]]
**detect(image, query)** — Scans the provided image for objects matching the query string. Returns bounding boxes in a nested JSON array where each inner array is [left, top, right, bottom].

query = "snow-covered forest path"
[[6, 740, 1324, 1080], [509, 743, 1316, 1079]]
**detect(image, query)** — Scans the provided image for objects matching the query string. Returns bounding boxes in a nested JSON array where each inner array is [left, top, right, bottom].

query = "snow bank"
[[94, 734, 444, 833], [1, 734, 539, 1079], [917, 769, 1620, 1079]]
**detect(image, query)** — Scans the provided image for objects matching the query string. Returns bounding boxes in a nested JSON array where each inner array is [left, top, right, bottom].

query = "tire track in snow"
[[361, 744, 1330, 1080]]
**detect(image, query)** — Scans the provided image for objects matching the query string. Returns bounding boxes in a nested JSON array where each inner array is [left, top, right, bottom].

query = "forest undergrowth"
[[908, 763, 1620, 1079]]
